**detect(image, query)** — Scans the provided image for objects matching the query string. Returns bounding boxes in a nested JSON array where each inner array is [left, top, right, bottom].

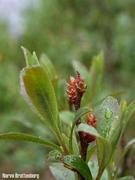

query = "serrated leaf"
[[0, 132, 60, 151], [63, 155, 92, 180], [20, 66, 60, 133], [50, 163, 75, 180]]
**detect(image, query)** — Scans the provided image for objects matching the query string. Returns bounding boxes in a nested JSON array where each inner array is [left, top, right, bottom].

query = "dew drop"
[[105, 108, 113, 119]]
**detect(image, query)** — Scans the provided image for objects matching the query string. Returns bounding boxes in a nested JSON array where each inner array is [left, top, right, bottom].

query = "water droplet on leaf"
[[105, 108, 113, 119]]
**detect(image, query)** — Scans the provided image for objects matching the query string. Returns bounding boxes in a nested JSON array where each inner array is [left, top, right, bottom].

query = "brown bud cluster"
[[80, 113, 97, 143], [66, 72, 87, 110]]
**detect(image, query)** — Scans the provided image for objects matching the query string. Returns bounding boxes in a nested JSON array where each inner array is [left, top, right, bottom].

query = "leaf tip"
[[21, 46, 40, 67]]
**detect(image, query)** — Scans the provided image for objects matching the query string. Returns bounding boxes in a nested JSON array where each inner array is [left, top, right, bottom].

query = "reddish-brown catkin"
[[66, 72, 86, 110], [80, 113, 97, 144]]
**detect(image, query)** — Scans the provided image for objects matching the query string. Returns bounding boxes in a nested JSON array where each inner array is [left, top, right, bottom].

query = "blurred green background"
[[0, 0, 135, 179]]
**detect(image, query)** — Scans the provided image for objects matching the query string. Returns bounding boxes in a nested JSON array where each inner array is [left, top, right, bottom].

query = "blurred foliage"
[[0, 0, 135, 177]]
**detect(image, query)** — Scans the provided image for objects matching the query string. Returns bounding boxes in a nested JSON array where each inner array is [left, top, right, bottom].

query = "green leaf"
[[63, 155, 92, 180], [96, 96, 121, 137], [77, 123, 112, 164], [122, 102, 135, 130], [20, 63, 60, 134], [96, 96, 122, 148], [77, 123, 102, 138], [62, 133, 71, 153], [96, 138, 112, 178], [48, 150, 63, 162], [77, 123, 112, 177], [60, 111, 74, 125], [90, 51, 104, 73], [86, 143, 96, 163], [21, 46, 39, 67], [84, 51, 104, 105], [40, 53, 58, 85], [96, 96, 123, 171], [57, 80, 68, 109], [60, 112, 79, 154], [95, 91, 126, 108], [69, 107, 91, 153], [50, 163, 75, 180], [88, 160, 108, 180], [0, 132, 60, 151], [120, 99, 127, 113]]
